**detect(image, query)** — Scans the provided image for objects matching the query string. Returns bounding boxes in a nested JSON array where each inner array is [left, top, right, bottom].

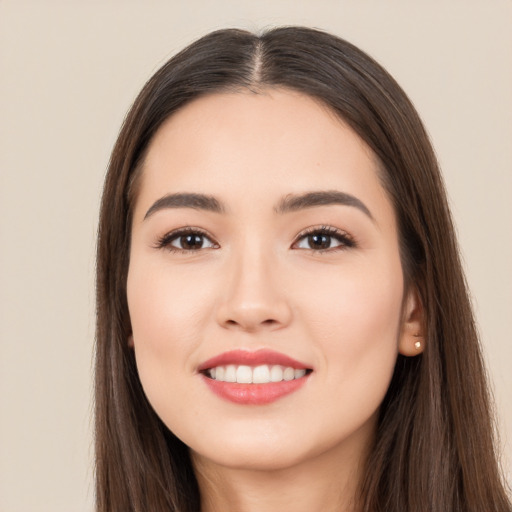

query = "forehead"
[[134, 89, 392, 223], [144, 88, 376, 172]]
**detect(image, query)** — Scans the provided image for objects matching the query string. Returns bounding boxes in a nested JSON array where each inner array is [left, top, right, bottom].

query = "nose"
[[216, 246, 292, 333]]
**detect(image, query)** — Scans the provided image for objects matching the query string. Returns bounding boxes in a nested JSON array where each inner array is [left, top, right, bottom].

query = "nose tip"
[[216, 259, 292, 333], [220, 305, 289, 332]]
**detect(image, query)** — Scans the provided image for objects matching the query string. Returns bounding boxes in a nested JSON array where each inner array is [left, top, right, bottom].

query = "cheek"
[[125, 259, 216, 411], [297, 257, 403, 394], [127, 261, 213, 356], [293, 265, 403, 445], [126, 260, 219, 431]]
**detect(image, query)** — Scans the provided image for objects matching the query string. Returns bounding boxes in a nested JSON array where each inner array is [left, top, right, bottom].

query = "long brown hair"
[[95, 27, 511, 511]]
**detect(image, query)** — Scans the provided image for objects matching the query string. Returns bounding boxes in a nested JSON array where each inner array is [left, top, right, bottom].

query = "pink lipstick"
[[198, 349, 312, 405]]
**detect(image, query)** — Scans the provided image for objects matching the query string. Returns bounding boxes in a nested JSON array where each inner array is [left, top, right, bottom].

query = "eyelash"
[[155, 225, 356, 254], [155, 227, 219, 254], [293, 225, 356, 253]]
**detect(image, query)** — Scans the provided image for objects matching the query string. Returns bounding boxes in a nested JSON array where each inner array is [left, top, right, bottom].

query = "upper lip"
[[198, 349, 311, 372]]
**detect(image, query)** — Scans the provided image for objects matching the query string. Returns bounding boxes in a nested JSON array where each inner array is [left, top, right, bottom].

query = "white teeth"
[[283, 367, 295, 381], [225, 365, 236, 383], [294, 369, 306, 379], [207, 364, 308, 384], [215, 366, 225, 381], [236, 365, 252, 383], [253, 365, 270, 383], [270, 365, 283, 382]]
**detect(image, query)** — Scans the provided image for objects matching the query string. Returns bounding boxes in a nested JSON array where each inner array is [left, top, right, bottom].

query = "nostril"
[[222, 317, 280, 331]]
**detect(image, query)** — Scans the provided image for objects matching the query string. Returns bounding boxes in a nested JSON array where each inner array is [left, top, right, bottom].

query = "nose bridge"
[[217, 236, 291, 331]]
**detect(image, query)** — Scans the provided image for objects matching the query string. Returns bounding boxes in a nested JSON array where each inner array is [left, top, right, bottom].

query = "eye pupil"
[[181, 234, 203, 250], [308, 234, 331, 249]]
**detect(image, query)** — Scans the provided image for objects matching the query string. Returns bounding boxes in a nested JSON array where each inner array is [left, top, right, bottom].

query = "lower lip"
[[201, 374, 310, 405]]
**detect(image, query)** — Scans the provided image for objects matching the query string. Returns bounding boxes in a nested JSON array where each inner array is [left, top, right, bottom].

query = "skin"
[[127, 89, 423, 512]]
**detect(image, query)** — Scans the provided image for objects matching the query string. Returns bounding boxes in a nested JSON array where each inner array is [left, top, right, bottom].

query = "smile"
[[198, 349, 312, 405], [206, 364, 307, 383]]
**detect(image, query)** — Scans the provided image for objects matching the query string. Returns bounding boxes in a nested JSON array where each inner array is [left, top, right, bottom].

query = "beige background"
[[0, 1, 511, 510]]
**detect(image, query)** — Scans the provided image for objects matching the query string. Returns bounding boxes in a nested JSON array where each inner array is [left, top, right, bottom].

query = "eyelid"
[[292, 225, 356, 251], [154, 226, 219, 252]]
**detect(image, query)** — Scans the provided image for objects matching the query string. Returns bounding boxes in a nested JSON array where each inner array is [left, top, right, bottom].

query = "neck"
[[192, 423, 373, 512]]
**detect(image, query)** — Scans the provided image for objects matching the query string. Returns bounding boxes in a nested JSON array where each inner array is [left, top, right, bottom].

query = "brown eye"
[[306, 233, 332, 250], [294, 227, 355, 252], [157, 229, 218, 252], [177, 233, 207, 250]]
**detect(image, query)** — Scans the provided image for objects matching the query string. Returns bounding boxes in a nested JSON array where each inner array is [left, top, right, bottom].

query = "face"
[[127, 89, 419, 472]]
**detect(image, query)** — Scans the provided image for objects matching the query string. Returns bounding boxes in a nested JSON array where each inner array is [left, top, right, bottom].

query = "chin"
[[186, 417, 374, 475], [192, 442, 313, 472]]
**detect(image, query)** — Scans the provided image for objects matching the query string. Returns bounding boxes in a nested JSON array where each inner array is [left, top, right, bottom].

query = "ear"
[[398, 287, 425, 356]]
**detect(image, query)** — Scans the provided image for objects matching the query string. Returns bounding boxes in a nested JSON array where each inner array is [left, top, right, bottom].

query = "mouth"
[[198, 349, 313, 405], [203, 364, 309, 383]]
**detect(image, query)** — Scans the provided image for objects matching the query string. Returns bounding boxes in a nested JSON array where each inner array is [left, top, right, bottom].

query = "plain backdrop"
[[0, 1, 511, 510]]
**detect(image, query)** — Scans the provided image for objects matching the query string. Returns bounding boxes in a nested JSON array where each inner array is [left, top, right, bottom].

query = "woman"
[[95, 27, 511, 511]]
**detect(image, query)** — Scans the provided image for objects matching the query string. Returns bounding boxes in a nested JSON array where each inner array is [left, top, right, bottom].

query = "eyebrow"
[[143, 190, 373, 221], [275, 190, 374, 220], [144, 193, 225, 219]]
